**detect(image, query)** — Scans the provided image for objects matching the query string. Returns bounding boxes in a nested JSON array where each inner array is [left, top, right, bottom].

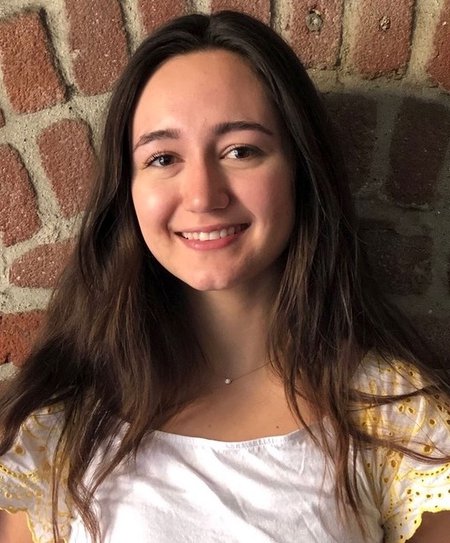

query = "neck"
[[184, 277, 280, 381]]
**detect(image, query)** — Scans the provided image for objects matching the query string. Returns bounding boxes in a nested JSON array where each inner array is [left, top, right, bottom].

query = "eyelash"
[[225, 145, 262, 159], [143, 145, 262, 169], [143, 151, 174, 169]]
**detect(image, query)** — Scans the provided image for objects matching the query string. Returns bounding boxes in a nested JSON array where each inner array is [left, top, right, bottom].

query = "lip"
[[175, 223, 248, 234], [175, 223, 249, 250]]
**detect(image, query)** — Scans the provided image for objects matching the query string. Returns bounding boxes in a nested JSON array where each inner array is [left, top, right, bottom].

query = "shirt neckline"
[[151, 425, 315, 450]]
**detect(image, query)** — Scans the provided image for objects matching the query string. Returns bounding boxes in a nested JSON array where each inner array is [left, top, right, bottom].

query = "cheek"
[[256, 167, 295, 225], [131, 183, 173, 234]]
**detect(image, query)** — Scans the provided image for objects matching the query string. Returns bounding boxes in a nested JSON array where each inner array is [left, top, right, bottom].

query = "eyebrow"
[[133, 121, 274, 152], [133, 129, 181, 151], [214, 121, 274, 137]]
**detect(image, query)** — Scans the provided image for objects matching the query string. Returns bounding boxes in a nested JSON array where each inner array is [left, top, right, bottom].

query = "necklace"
[[223, 361, 269, 385]]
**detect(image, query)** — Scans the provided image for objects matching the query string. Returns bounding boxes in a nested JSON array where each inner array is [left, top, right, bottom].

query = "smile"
[[178, 224, 248, 241]]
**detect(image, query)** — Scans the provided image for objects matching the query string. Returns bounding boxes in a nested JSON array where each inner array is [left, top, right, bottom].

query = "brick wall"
[[1, 0, 450, 372]]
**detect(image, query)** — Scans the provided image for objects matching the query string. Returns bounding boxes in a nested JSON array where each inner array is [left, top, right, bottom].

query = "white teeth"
[[181, 225, 244, 241]]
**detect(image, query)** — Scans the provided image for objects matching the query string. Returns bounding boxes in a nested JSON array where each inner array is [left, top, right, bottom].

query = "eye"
[[144, 152, 177, 168], [225, 145, 262, 160]]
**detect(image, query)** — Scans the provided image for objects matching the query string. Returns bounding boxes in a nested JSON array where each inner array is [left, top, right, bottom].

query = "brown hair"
[[1, 10, 449, 541]]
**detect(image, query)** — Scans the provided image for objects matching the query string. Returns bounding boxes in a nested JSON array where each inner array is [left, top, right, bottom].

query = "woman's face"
[[131, 49, 295, 292]]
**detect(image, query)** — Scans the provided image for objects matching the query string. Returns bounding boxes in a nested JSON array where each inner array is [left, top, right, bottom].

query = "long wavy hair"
[[1, 10, 449, 541]]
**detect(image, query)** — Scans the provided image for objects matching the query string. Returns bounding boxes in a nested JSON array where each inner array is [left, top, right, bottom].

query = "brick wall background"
[[0, 0, 449, 377]]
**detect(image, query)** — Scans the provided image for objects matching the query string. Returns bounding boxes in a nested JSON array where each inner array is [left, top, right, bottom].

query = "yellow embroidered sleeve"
[[0, 407, 72, 543], [355, 356, 450, 543]]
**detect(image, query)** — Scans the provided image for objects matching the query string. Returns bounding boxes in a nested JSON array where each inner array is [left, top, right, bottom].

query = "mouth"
[[177, 224, 249, 241]]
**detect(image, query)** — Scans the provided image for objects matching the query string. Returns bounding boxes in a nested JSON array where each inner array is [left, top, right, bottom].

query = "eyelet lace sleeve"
[[355, 356, 450, 543], [0, 407, 73, 542]]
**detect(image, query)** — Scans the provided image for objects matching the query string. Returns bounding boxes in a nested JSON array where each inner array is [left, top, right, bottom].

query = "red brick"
[[349, 0, 414, 77], [0, 109, 5, 128], [323, 93, 377, 191], [211, 0, 270, 24], [360, 222, 432, 295], [10, 241, 74, 289], [66, 0, 128, 95], [38, 119, 96, 218], [0, 145, 40, 246], [448, 254, 450, 294], [413, 315, 450, 366], [0, 311, 44, 365], [427, 0, 450, 91], [386, 98, 450, 207], [139, 0, 189, 34], [289, 0, 343, 69], [0, 11, 66, 113]]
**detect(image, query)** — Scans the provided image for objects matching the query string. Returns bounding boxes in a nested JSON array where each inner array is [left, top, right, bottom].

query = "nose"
[[181, 157, 230, 213]]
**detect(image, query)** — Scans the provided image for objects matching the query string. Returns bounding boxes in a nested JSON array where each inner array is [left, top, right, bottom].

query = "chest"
[[160, 373, 310, 441], [69, 435, 383, 543]]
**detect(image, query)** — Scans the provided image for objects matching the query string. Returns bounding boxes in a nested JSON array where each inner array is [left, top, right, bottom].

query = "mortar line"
[[406, 0, 444, 85]]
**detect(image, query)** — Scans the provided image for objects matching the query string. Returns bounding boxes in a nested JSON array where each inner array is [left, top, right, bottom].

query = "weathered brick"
[[211, 0, 270, 24], [324, 93, 377, 191], [447, 253, 450, 296], [349, 0, 414, 77], [413, 315, 450, 365], [10, 241, 74, 289], [289, 0, 343, 69], [427, 0, 450, 91], [139, 0, 189, 34], [0, 109, 5, 128], [386, 98, 450, 207], [0, 311, 44, 365], [0, 11, 66, 113], [38, 119, 96, 218], [66, 0, 128, 95], [360, 222, 432, 296], [0, 145, 40, 246]]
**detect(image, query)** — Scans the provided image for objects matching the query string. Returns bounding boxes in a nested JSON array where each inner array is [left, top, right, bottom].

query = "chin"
[[185, 278, 235, 292], [178, 272, 241, 292]]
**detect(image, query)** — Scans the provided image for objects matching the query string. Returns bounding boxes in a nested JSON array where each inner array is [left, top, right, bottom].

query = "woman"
[[1, 10, 449, 543]]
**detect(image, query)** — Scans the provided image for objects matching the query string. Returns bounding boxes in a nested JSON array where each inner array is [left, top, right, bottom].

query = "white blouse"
[[1, 355, 450, 542]]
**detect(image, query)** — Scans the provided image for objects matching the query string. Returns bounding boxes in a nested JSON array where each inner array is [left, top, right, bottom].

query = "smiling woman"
[[131, 49, 294, 292], [1, 10, 450, 543]]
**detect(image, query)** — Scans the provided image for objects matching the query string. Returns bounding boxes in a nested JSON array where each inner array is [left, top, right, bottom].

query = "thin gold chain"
[[223, 361, 269, 385]]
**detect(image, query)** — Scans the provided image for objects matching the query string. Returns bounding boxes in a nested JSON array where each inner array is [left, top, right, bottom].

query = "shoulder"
[[351, 352, 450, 543], [1, 404, 65, 468], [352, 351, 429, 396], [0, 405, 72, 542], [1, 405, 65, 478], [4, 403, 64, 443], [351, 352, 450, 441]]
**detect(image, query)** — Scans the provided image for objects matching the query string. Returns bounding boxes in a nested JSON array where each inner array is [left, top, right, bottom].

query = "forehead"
[[131, 49, 278, 139]]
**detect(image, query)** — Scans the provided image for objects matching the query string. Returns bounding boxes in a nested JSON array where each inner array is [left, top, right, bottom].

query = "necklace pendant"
[[224, 378, 232, 385]]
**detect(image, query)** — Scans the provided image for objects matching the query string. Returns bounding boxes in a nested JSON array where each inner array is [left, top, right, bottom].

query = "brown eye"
[[226, 146, 260, 159], [146, 153, 176, 168]]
